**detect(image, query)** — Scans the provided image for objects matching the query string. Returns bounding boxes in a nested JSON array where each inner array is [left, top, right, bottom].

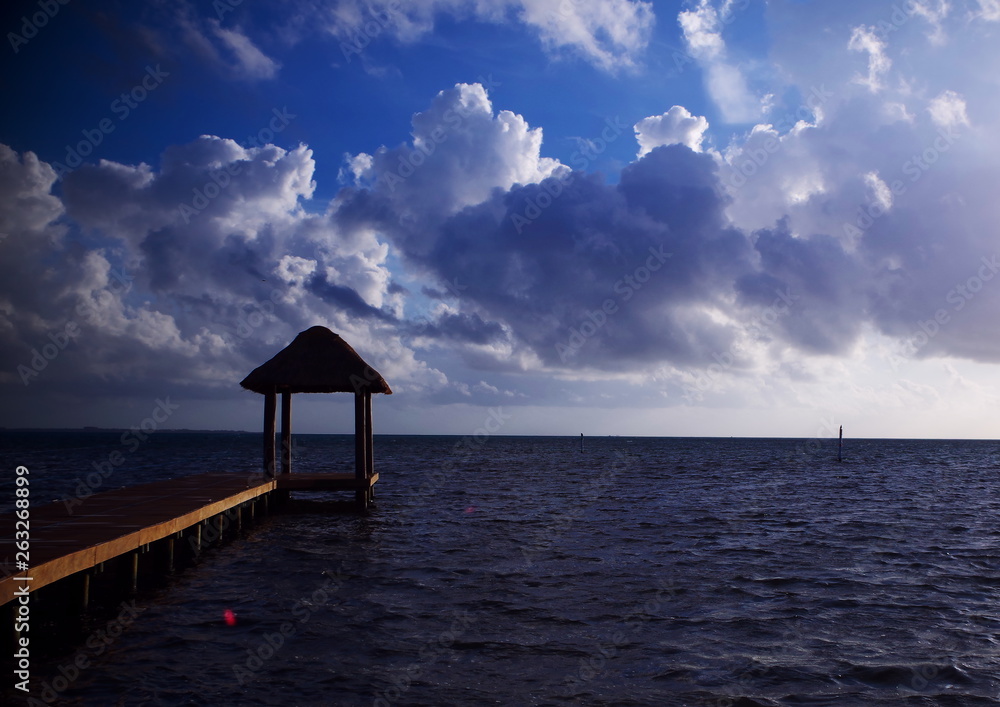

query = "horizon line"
[[2, 427, 999, 442]]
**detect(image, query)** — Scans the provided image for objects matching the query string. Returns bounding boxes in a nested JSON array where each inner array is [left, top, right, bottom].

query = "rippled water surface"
[[5, 432, 1000, 705]]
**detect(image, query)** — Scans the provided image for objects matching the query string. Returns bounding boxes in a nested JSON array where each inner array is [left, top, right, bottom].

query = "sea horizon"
[[3, 427, 1000, 442]]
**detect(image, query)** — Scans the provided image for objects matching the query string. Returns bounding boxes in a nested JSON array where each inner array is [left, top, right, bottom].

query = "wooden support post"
[[130, 552, 139, 594], [281, 391, 292, 476], [838, 425, 843, 462], [355, 391, 367, 508], [167, 538, 175, 573], [263, 390, 277, 479], [81, 572, 90, 610], [279, 391, 292, 503], [365, 390, 373, 479], [365, 390, 375, 505]]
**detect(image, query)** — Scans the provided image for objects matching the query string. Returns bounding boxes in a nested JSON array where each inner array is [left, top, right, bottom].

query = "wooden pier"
[[0, 470, 379, 608], [0, 472, 272, 607]]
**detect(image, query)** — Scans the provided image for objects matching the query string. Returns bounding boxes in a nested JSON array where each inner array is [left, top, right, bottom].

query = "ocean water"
[[4, 431, 1000, 705]]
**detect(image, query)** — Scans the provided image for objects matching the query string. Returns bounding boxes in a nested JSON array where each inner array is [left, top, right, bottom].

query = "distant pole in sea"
[[838, 425, 843, 462], [580, 433, 584, 453]]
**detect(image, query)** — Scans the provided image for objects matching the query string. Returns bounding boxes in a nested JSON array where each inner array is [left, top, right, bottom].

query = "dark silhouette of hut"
[[240, 326, 392, 509]]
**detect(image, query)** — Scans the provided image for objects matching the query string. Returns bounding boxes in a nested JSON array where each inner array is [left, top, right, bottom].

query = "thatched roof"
[[240, 326, 392, 395]]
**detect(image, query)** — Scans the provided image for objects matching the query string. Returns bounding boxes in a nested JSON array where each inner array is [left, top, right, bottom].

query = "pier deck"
[[0, 471, 379, 606], [0, 472, 274, 606]]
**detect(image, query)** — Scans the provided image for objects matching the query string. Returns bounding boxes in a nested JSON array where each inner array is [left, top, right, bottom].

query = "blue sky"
[[3, 0, 1000, 438]]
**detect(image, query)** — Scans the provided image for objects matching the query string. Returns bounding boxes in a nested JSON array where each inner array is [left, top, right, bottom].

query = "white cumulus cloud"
[[634, 106, 710, 156]]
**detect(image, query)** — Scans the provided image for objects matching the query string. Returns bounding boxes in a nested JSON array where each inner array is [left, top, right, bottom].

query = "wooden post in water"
[[580, 433, 584, 453], [129, 552, 139, 594], [838, 425, 843, 462], [281, 391, 292, 476], [263, 391, 277, 479], [355, 391, 367, 508], [364, 390, 374, 504], [364, 391, 373, 477], [279, 391, 292, 503]]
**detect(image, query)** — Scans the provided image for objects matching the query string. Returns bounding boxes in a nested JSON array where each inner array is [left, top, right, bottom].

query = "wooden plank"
[[134, 485, 272, 545]]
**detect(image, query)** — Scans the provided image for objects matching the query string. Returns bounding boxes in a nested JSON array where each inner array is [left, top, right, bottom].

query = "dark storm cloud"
[[737, 222, 866, 354], [411, 312, 506, 345], [0, 135, 417, 418], [305, 271, 395, 321], [342, 143, 756, 369], [339, 80, 1000, 373]]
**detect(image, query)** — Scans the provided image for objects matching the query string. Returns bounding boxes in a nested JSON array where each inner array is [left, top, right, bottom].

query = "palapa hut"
[[240, 326, 392, 509]]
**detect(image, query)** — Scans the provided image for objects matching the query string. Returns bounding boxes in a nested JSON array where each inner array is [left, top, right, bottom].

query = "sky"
[[2, 0, 1000, 438]]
